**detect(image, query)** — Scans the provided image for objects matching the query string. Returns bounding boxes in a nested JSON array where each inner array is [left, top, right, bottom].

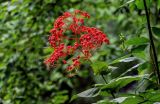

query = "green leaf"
[[158, 0, 160, 9], [43, 47, 54, 54], [111, 56, 138, 65], [125, 37, 149, 46], [91, 61, 108, 75], [140, 90, 160, 102], [8, 5, 17, 11], [132, 45, 148, 60], [0, 63, 7, 70], [77, 88, 100, 97], [132, 45, 147, 52], [117, 57, 137, 63], [70, 95, 78, 103], [110, 57, 143, 78], [96, 75, 148, 91], [120, 0, 135, 8], [152, 27, 160, 38], [118, 62, 144, 77], [135, 0, 151, 9], [111, 97, 128, 103], [52, 95, 68, 104], [120, 96, 143, 104], [98, 50, 109, 56], [95, 99, 114, 104], [132, 51, 147, 61]]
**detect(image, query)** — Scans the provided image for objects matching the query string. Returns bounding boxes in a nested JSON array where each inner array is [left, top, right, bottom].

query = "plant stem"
[[88, 59, 116, 99], [101, 74, 108, 83], [101, 74, 116, 99], [143, 0, 160, 84]]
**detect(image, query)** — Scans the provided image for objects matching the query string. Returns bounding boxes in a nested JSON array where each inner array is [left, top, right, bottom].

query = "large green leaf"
[[120, 0, 135, 8], [125, 37, 149, 46], [95, 99, 114, 104], [152, 27, 160, 38], [110, 55, 134, 65], [132, 45, 148, 60], [110, 57, 143, 78], [96, 75, 148, 91], [140, 90, 160, 102], [112, 90, 160, 104], [132, 51, 147, 61], [118, 62, 144, 77], [91, 61, 109, 75], [111, 90, 160, 104], [77, 88, 100, 97], [111, 97, 128, 103], [135, 0, 151, 9], [111, 96, 143, 104]]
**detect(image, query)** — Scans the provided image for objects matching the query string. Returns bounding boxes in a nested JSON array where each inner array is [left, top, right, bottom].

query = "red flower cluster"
[[45, 10, 109, 71]]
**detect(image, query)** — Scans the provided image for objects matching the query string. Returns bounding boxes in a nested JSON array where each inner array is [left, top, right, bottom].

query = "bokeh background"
[[0, 0, 160, 104]]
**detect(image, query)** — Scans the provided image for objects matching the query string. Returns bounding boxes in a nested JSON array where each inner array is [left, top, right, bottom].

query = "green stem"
[[88, 59, 116, 99], [143, 0, 160, 84], [101, 74, 116, 99], [101, 74, 108, 83]]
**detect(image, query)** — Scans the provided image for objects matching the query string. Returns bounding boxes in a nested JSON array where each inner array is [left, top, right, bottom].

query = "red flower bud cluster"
[[45, 10, 109, 71]]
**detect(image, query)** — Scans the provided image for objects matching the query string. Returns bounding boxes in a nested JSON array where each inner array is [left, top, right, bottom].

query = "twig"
[[88, 59, 117, 99], [143, 0, 160, 84], [101, 74, 116, 99]]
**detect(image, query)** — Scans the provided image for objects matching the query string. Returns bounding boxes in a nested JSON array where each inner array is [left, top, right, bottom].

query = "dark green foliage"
[[152, 27, 160, 38]]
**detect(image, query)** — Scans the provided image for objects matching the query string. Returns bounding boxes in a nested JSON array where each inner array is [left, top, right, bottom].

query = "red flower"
[[62, 60, 67, 64], [45, 10, 109, 72]]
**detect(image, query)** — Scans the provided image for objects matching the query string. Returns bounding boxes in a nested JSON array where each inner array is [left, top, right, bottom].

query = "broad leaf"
[[140, 90, 160, 102], [110, 55, 134, 65], [120, 96, 143, 104], [77, 88, 100, 97], [132, 51, 147, 61], [111, 97, 128, 103], [95, 99, 114, 104], [152, 27, 160, 38], [125, 37, 149, 46], [110, 57, 142, 67], [135, 0, 151, 9], [120, 0, 135, 7], [110, 57, 143, 78], [91, 61, 109, 75], [118, 62, 144, 77], [118, 57, 138, 63], [96, 75, 148, 91]]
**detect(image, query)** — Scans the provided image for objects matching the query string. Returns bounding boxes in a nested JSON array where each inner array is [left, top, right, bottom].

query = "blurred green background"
[[0, 0, 160, 104]]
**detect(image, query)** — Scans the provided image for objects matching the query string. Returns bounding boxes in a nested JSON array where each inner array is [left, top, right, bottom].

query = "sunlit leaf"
[[91, 61, 109, 75], [96, 75, 149, 91], [135, 0, 151, 9], [125, 37, 149, 46], [77, 88, 100, 97], [111, 56, 138, 65]]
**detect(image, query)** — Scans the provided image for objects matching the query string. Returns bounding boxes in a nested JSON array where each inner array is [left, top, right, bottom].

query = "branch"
[[143, 0, 160, 84]]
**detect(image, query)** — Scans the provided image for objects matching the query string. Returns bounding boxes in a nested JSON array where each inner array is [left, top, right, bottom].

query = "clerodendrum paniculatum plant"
[[45, 10, 109, 73], [44, 0, 160, 103]]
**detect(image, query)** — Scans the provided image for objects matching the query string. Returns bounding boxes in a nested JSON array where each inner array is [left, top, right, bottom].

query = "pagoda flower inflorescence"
[[45, 10, 109, 72]]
